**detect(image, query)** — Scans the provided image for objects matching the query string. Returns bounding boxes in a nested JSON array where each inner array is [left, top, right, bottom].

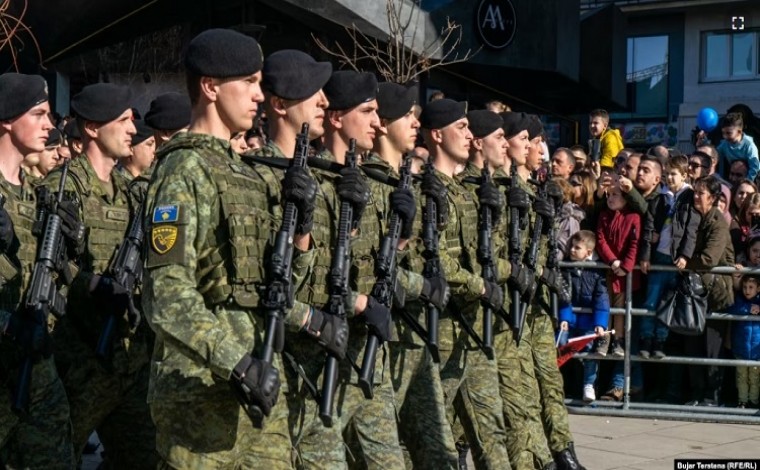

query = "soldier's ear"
[[472, 137, 483, 151], [198, 76, 218, 102], [327, 110, 343, 129], [430, 128, 444, 145], [268, 96, 288, 117], [82, 120, 100, 140]]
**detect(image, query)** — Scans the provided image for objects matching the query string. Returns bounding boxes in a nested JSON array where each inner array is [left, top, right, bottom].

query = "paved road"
[[82, 413, 760, 469]]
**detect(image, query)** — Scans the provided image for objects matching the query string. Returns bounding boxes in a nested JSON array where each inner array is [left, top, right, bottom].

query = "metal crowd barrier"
[[556, 260, 760, 424]]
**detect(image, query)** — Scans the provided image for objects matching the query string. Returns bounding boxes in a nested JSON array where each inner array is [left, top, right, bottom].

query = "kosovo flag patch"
[[153, 204, 179, 224]]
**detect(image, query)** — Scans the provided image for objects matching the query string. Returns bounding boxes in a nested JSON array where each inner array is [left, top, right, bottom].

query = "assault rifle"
[[419, 161, 442, 362], [517, 181, 544, 344], [319, 139, 357, 427], [95, 202, 144, 361], [508, 164, 526, 345], [12, 161, 74, 413], [247, 122, 311, 427], [477, 163, 496, 359], [358, 154, 413, 398]]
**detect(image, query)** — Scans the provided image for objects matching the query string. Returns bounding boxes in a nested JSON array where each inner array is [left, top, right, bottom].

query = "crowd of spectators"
[[555, 107, 760, 409]]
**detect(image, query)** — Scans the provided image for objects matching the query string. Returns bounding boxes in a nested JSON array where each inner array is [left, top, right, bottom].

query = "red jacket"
[[596, 207, 641, 294]]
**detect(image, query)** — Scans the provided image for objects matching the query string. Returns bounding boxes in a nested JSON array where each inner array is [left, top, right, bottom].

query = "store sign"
[[476, 0, 516, 50]]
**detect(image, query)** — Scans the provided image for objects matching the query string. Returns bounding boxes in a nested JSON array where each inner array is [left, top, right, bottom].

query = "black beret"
[[144, 92, 191, 130], [467, 110, 503, 138], [526, 115, 544, 140], [131, 120, 154, 146], [71, 83, 133, 122], [63, 119, 81, 140], [0, 73, 48, 120], [500, 111, 531, 138], [323, 71, 378, 111], [45, 128, 63, 148], [262, 50, 332, 101], [377, 82, 418, 121], [184, 28, 263, 78], [420, 99, 468, 130]]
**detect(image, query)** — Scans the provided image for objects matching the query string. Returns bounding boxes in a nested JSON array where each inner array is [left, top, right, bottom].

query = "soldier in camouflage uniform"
[[117, 119, 156, 181], [242, 50, 353, 470], [142, 30, 301, 468], [522, 116, 586, 470], [316, 70, 408, 469], [368, 82, 458, 470], [42, 81, 158, 468], [0, 72, 75, 469], [419, 99, 512, 469], [144, 92, 191, 149]]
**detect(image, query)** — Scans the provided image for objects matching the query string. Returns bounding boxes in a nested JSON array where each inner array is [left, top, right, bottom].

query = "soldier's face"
[[37, 146, 61, 176], [131, 136, 156, 172], [97, 109, 136, 159], [216, 72, 264, 134], [4, 102, 53, 154], [385, 108, 420, 153], [481, 128, 507, 169], [439, 118, 472, 163], [507, 130, 529, 167], [526, 136, 544, 171], [338, 100, 380, 151], [287, 90, 329, 140]]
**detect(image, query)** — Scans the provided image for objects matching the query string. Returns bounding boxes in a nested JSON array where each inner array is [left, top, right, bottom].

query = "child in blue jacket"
[[717, 112, 760, 181], [558, 230, 611, 403], [731, 275, 760, 408]]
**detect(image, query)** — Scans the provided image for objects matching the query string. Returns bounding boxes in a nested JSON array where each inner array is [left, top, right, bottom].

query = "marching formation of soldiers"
[[0, 28, 587, 470]]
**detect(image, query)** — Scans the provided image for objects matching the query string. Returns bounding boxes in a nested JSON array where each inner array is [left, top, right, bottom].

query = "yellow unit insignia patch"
[[152, 226, 178, 254]]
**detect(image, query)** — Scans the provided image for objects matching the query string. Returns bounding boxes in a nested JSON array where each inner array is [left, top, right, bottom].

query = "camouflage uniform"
[[247, 142, 346, 470], [42, 155, 157, 468], [142, 134, 295, 469], [364, 155, 459, 470], [0, 172, 74, 469], [521, 184, 574, 456], [434, 168, 511, 470]]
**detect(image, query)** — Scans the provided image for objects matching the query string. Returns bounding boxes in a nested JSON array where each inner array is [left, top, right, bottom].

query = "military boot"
[[556, 447, 587, 470], [568, 442, 586, 468]]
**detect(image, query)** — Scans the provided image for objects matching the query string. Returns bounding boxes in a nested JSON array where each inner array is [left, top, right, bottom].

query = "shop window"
[[626, 35, 669, 117]]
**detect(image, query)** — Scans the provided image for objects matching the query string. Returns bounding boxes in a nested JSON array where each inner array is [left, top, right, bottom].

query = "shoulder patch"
[[153, 204, 179, 223], [152, 226, 178, 254]]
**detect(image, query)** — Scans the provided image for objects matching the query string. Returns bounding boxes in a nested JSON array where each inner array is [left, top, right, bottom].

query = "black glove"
[[57, 199, 85, 256], [420, 276, 451, 310], [508, 185, 530, 210], [544, 180, 564, 208], [421, 170, 449, 227], [363, 296, 393, 342], [90, 276, 130, 313], [508, 262, 533, 297], [476, 181, 504, 224], [303, 308, 349, 360], [541, 268, 571, 305], [534, 197, 555, 219], [282, 166, 317, 234], [0, 204, 14, 254], [230, 354, 281, 417], [390, 188, 416, 239], [481, 281, 504, 310], [337, 167, 370, 222]]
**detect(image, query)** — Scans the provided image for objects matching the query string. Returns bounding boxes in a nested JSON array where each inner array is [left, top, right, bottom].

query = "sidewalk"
[[570, 414, 760, 469], [82, 414, 760, 469]]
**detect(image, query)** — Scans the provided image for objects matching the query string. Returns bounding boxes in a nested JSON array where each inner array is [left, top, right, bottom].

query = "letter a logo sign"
[[482, 5, 504, 31], [476, 0, 516, 50]]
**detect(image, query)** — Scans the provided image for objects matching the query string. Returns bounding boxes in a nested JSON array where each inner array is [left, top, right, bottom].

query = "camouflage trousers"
[[389, 340, 458, 470], [525, 311, 574, 453], [495, 324, 553, 470], [285, 334, 346, 470], [338, 327, 404, 470], [439, 315, 512, 470], [152, 353, 292, 469], [0, 355, 74, 470], [55, 320, 158, 469]]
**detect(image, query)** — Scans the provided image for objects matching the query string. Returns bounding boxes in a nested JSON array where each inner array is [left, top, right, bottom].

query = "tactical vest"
[[67, 168, 130, 275], [197, 152, 275, 309], [0, 184, 39, 310], [443, 178, 480, 274], [296, 167, 338, 309], [352, 177, 386, 296]]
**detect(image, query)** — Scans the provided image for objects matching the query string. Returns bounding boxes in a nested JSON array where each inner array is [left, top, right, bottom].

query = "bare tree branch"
[[312, 0, 478, 84]]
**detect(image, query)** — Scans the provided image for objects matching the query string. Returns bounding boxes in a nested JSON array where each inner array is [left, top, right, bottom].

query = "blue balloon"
[[697, 107, 719, 131]]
